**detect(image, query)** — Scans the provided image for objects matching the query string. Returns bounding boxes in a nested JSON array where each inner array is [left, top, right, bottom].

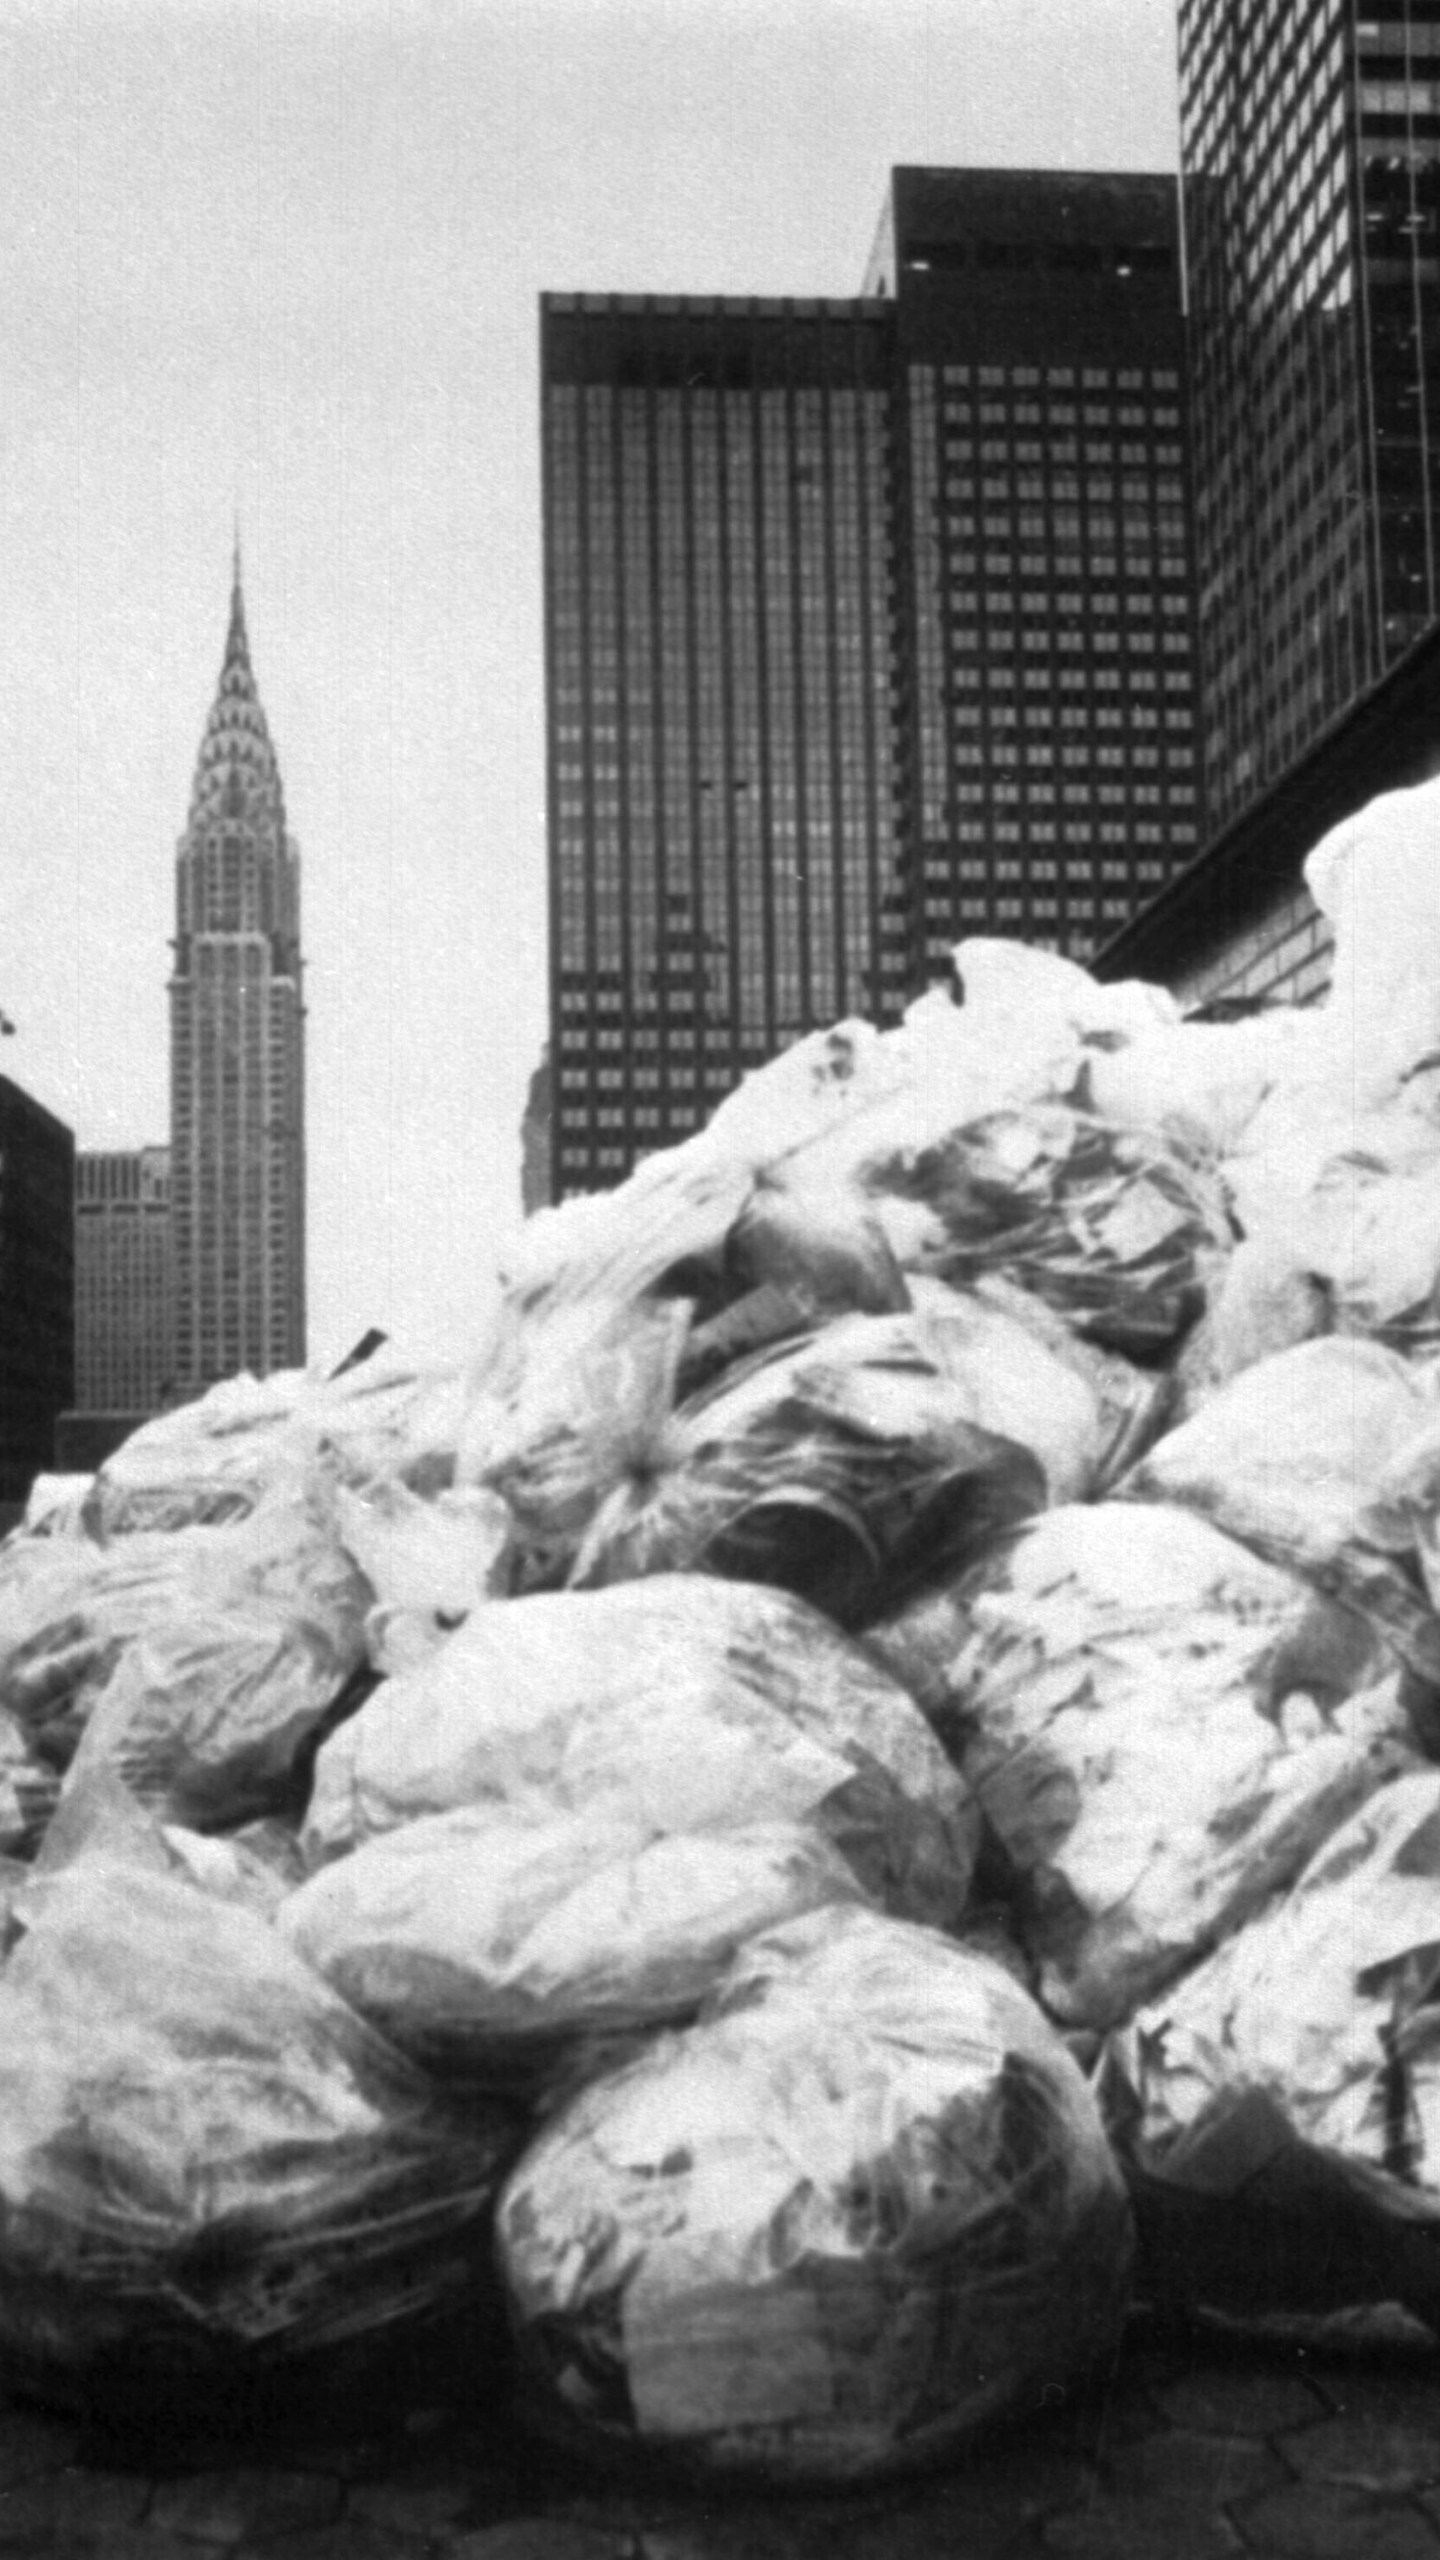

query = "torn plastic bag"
[[570, 1307, 1046, 1626], [302, 1575, 978, 1933], [281, 1804, 867, 2088], [1099, 1772, 1440, 2335], [0, 1797, 515, 2415], [865, 1502, 1409, 2033], [857, 1100, 1231, 1360], [1120, 1337, 1440, 1684], [497, 1903, 1132, 2484]]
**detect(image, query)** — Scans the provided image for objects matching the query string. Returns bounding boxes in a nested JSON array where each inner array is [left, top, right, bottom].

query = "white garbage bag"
[[866, 1502, 1408, 2031], [302, 1574, 978, 1932], [497, 1904, 1132, 2483]]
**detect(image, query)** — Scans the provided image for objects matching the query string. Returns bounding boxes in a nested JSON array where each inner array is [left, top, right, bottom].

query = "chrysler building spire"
[[168, 552, 306, 1395]]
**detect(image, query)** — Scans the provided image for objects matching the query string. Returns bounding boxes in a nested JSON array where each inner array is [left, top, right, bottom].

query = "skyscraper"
[[1180, 0, 1440, 832], [540, 168, 1202, 1198], [73, 1146, 173, 1414], [0, 1075, 74, 1507], [871, 168, 1201, 983], [169, 560, 305, 1395], [541, 293, 906, 1196]]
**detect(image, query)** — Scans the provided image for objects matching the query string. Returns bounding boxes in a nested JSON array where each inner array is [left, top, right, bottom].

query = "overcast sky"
[[1, 0, 1179, 1370]]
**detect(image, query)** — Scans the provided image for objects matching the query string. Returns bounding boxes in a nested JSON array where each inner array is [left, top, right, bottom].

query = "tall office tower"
[[0, 1076, 74, 1505], [867, 168, 1201, 980], [1181, 1, 1440, 832], [540, 294, 907, 1197], [169, 561, 305, 1395], [73, 1146, 173, 1414]]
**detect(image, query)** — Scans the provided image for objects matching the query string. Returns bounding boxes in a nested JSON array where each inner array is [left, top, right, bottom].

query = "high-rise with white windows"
[[1180, 0, 1440, 831], [539, 167, 1202, 1198], [169, 560, 305, 1392]]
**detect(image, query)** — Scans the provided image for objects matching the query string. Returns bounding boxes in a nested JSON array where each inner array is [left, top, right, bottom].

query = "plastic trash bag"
[[161, 1816, 307, 1918], [1120, 1338, 1440, 1683], [0, 1530, 223, 1771], [280, 1804, 867, 2088], [865, 1502, 1408, 2032], [0, 1712, 59, 1857], [497, 1903, 1132, 2484], [1084, 1009, 1308, 1161], [1304, 773, 1440, 1113], [18, 1478, 94, 1541], [570, 1306, 1047, 1624], [1100, 1772, 1440, 2336], [858, 1100, 1231, 1360], [0, 1495, 372, 1827], [302, 1574, 978, 1933], [0, 1798, 515, 2412], [86, 1354, 470, 1539], [905, 1275, 1169, 1502]]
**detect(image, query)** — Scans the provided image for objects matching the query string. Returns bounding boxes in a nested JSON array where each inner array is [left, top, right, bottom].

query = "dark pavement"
[[3, 2314, 1440, 2558]]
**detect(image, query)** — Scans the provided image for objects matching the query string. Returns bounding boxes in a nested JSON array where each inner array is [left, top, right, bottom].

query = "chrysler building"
[[169, 554, 305, 1394]]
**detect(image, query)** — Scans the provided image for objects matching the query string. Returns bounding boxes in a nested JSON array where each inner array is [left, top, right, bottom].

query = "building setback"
[[0, 1076, 74, 1506], [542, 293, 906, 1195], [540, 168, 1202, 1197], [73, 1146, 173, 1415], [1180, 0, 1440, 833], [169, 561, 305, 1395], [870, 167, 1202, 981]]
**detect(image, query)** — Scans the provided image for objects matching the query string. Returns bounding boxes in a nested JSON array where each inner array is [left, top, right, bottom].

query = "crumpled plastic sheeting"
[[568, 1305, 1047, 1623], [0, 1809, 514, 2399], [302, 1574, 978, 1932], [280, 1804, 867, 2086], [1120, 1337, 1440, 1682], [497, 1904, 1132, 2484], [866, 1502, 1408, 2032]]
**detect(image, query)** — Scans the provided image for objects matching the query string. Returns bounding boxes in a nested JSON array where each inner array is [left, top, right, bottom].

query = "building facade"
[[1180, 0, 1440, 832], [73, 1145, 173, 1414], [870, 167, 1202, 982], [540, 168, 1202, 1196], [541, 293, 906, 1195], [169, 563, 305, 1394], [0, 1076, 74, 1505]]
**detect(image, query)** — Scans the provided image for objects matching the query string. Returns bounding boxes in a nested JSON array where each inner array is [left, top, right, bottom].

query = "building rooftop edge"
[[1092, 616, 1440, 988]]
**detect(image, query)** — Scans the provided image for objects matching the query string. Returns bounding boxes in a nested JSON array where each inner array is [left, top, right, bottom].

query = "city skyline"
[[0, 1, 1180, 1366]]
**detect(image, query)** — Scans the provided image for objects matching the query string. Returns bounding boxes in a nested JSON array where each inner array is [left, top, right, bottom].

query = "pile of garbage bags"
[[8, 775, 1440, 2473]]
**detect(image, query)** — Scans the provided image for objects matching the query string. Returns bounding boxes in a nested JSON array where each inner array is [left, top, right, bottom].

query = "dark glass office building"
[[541, 294, 906, 1196], [1181, 0, 1440, 831], [870, 168, 1201, 983], [0, 1075, 74, 1507], [540, 170, 1202, 1196]]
